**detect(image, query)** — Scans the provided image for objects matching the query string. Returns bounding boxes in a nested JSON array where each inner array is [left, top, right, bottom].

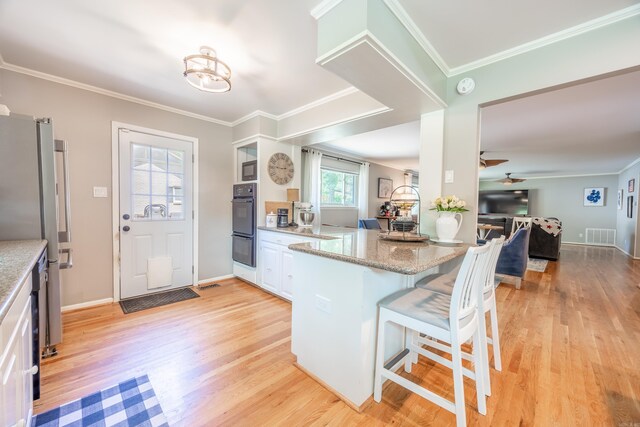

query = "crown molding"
[[479, 171, 620, 182], [310, 0, 344, 20], [230, 110, 278, 127], [277, 86, 359, 120], [278, 105, 391, 142], [449, 4, 640, 76], [230, 87, 360, 128], [232, 133, 278, 145], [0, 61, 233, 126], [382, 0, 450, 76], [618, 156, 640, 174]]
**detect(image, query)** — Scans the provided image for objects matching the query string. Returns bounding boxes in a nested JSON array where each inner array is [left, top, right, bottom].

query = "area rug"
[[32, 375, 168, 427], [119, 287, 199, 314], [527, 258, 549, 272]]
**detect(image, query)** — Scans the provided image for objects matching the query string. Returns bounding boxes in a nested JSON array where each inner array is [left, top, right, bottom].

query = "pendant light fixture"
[[183, 46, 231, 93]]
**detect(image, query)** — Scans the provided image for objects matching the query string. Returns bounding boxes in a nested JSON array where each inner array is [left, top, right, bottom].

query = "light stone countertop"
[[257, 225, 352, 240], [0, 240, 47, 323], [287, 227, 470, 275]]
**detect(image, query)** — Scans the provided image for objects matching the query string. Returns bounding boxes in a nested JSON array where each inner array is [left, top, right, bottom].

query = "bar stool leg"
[[490, 303, 502, 371]]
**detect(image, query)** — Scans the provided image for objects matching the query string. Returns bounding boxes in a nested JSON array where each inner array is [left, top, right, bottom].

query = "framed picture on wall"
[[629, 178, 635, 193], [617, 189, 623, 210], [628, 196, 634, 218], [378, 178, 393, 198], [583, 187, 604, 207]]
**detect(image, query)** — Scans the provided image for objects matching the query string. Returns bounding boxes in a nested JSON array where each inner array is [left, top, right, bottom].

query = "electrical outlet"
[[315, 295, 332, 314]]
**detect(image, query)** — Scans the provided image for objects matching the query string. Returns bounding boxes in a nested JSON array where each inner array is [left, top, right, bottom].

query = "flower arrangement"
[[430, 195, 469, 213]]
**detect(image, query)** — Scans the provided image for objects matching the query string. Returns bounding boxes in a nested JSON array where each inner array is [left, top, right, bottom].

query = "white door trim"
[[111, 122, 199, 302]]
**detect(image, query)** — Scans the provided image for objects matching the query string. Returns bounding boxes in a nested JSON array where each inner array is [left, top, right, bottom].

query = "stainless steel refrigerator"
[[0, 113, 73, 356]]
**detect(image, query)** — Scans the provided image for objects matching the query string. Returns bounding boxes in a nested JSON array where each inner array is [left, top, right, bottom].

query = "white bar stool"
[[373, 244, 492, 427]]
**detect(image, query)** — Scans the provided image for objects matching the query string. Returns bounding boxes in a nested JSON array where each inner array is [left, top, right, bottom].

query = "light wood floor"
[[36, 245, 640, 426]]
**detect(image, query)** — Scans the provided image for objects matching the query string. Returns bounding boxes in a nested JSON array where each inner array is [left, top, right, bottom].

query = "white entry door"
[[119, 129, 194, 299]]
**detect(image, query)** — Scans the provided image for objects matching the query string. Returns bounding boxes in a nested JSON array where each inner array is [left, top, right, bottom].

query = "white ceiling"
[[396, 0, 639, 70], [316, 121, 420, 171], [0, 0, 350, 122], [1, 0, 638, 176]]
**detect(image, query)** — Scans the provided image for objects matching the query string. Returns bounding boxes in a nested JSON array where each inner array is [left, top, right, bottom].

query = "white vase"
[[435, 211, 463, 241]]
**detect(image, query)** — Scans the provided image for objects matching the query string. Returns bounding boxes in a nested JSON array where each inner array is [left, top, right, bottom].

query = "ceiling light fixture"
[[183, 46, 231, 93]]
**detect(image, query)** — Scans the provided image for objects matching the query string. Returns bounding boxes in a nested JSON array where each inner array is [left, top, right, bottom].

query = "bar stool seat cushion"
[[379, 288, 473, 331]]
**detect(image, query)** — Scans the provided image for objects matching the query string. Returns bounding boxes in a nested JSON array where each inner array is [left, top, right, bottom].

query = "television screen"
[[478, 190, 529, 215]]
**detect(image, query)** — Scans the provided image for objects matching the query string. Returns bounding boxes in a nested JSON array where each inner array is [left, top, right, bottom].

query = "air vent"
[[585, 228, 616, 246]]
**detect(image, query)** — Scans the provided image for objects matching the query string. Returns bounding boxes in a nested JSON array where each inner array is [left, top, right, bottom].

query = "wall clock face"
[[268, 152, 294, 185]]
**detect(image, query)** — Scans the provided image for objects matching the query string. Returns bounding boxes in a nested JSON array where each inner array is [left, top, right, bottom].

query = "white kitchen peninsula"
[[288, 229, 468, 410]]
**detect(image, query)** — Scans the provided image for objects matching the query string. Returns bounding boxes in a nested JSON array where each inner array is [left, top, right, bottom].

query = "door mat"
[[119, 287, 199, 314], [527, 258, 549, 272], [32, 375, 168, 427]]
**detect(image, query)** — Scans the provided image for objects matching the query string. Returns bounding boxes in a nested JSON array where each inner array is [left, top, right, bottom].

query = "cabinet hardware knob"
[[122, 225, 131, 232], [27, 365, 39, 375]]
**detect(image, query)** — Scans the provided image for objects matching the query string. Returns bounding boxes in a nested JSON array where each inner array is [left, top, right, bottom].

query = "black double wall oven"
[[232, 183, 256, 267]]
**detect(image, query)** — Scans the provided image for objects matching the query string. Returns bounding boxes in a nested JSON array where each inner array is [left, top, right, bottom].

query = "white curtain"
[[303, 149, 323, 225], [358, 162, 370, 219]]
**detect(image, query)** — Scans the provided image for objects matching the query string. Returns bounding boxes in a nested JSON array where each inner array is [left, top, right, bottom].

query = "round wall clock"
[[268, 152, 294, 185]]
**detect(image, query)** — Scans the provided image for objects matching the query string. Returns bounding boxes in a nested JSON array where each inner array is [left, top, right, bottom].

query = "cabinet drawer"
[[1, 273, 32, 353], [259, 230, 304, 247]]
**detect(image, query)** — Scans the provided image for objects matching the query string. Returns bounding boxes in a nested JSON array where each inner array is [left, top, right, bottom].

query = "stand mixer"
[[298, 202, 315, 227]]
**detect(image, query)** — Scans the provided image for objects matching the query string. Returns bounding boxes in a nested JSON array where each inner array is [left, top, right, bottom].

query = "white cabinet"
[[260, 241, 280, 294], [1, 273, 34, 427], [258, 230, 316, 301]]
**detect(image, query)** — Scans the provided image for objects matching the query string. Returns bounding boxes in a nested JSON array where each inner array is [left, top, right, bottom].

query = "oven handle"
[[231, 199, 254, 203]]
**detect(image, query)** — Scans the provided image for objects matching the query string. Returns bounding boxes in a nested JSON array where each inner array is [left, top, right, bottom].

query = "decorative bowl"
[[391, 220, 416, 232]]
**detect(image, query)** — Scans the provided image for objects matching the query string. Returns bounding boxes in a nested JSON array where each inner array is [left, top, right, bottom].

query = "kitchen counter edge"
[[257, 226, 344, 240], [288, 241, 469, 275], [0, 240, 47, 323]]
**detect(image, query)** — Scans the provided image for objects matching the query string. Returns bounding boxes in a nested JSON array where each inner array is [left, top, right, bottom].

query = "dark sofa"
[[477, 216, 562, 261]]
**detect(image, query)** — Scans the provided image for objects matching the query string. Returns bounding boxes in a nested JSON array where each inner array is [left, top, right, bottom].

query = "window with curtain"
[[320, 167, 358, 207]]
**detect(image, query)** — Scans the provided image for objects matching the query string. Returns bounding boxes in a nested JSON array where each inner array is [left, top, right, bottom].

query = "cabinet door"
[[260, 241, 280, 294], [19, 307, 33, 425], [0, 335, 21, 427], [280, 250, 294, 301]]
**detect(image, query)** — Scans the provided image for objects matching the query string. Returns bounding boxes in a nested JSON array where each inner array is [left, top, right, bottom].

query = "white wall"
[[616, 161, 640, 257], [0, 69, 233, 306], [368, 162, 407, 218], [479, 175, 618, 243]]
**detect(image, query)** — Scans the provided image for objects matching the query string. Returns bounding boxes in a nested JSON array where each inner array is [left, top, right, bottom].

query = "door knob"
[[122, 225, 131, 232], [123, 214, 130, 220]]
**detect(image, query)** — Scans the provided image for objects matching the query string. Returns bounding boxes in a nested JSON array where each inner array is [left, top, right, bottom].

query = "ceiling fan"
[[479, 151, 508, 169], [497, 173, 526, 186]]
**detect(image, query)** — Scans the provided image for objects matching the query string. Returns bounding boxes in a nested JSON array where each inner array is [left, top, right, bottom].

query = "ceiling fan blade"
[[496, 178, 510, 183], [511, 178, 526, 183], [484, 159, 508, 167]]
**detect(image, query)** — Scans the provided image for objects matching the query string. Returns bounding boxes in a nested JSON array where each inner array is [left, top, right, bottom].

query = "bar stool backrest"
[[449, 244, 492, 331]]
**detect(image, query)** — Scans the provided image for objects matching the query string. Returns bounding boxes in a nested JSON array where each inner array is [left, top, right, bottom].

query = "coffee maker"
[[277, 208, 289, 228]]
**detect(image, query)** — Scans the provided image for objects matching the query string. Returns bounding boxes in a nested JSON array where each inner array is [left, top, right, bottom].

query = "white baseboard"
[[562, 241, 614, 247], [198, 274, 235, 285], [563, 242, 639, 259], [614, 245, 639, 259], [62, 298, 114, 312]]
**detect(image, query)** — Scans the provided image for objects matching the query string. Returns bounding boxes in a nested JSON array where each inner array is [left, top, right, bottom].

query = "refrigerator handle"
[[59, 248, 73, 269], [55, 139, 72, 243]]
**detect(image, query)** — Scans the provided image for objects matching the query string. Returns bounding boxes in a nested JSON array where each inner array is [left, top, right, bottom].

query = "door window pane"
[[131, 144, 185, 221], [168, 150, 184, 173], [132, 195, 151, 219]]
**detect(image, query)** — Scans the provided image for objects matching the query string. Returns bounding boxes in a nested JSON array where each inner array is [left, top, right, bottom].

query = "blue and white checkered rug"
[[32, 375, 169, 427]]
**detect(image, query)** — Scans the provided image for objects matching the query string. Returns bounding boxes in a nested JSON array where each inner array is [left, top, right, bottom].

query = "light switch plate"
[[93, 186, 108, 198], [445, 170, 454, 183]]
